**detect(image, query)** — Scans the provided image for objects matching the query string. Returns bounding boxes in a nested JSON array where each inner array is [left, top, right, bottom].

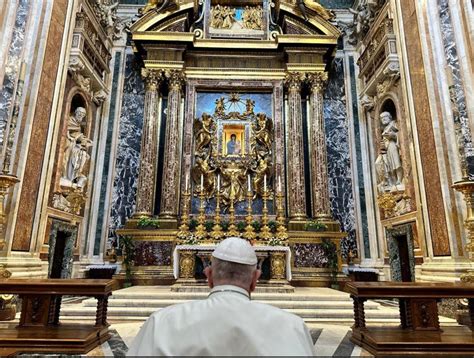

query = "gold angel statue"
[[252, 113, 273, 154], [194, 113, 214, 154], [192, 155, 216, 196]]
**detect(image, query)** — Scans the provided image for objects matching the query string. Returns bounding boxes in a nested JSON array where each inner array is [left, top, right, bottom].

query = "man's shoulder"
[[149, 298, 203, 320]]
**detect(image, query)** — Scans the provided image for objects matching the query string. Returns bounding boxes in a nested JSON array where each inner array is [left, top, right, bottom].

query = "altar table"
[[173, 245, 292, 280], [0, 279, 118, 355]]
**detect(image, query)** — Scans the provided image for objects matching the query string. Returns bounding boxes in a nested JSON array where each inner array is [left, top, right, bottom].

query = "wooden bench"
[[0, 279, 119, 355], [345, 281, 474, 357]]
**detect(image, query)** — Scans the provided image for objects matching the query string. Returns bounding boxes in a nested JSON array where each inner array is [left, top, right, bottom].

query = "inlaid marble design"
[[109, 54, 145, 234], [323, 58, 356, 257], [134, 241, 173, 266], [0, 0, 30, 148], [386, 224, 415, 281], [293, 243, 328, 268], [438, 0, 474, 178]]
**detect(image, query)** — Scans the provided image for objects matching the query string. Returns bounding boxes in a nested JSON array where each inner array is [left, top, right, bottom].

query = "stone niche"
[[374, 98, 413, 220], [51, 90, 94, 217], [386, 223, 416, 282]]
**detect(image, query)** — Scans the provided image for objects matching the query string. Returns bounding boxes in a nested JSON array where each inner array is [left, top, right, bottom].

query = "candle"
[[217, 174, 220, 191], [278, 176, 282, 192], [185, 174, 189, 191], [248, 174, 251, 192], [200, 174, 204, 190], [264, 175, 267, 191]]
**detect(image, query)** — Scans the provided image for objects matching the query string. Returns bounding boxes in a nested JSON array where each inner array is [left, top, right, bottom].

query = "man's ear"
[[204, 266, 214, 288], [249, 269, 261, 292]]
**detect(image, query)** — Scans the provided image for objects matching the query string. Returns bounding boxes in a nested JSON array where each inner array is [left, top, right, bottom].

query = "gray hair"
[[211, 257, 256, 286]]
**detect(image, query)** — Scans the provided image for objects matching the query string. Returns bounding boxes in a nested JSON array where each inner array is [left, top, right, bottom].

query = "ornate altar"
[[116, 0, 346, 287]]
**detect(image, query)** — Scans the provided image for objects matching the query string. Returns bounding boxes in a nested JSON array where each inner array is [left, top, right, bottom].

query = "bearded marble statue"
[[61, 107, 91, 190], [375, 111, 404, 192]]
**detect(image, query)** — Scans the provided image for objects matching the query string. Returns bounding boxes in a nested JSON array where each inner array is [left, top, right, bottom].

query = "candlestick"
[[226, 193, 239, 237], [211, 190, 224, 241], [260, 185, 272, 241], [275, 190, 288, 242], [195, 188, 207, 240], [242, 189, 256, 243], [177, 188, 191, 241]]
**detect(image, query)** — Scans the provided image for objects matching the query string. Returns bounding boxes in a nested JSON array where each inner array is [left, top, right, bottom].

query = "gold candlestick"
[[211, 191, 224, 241], [260, 188, 272, 241], [242, 190, 256, 242], [453, 179, 474, 282], [195, 187, 207, 240], [275, 190, 288, 242], [177, 189, 191, 241], [226, 194, 239, 237]]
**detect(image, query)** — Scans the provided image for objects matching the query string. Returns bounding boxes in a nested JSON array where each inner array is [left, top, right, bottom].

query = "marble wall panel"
[[386, 224, 415, 281], [13, 0, 68, 251], [109, 54, 144, 235], [133, 241, 173, 266], [293, 243, 328, 268], [94, 51, 122, 255], [324, 58, 356, 257], [438, 0, 474, 178], [0, 0, 30, 150], [401, 1, 450, 256]]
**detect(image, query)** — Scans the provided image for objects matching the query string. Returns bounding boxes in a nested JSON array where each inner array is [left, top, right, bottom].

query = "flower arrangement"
[[137, 216, 160, 229], [304, 220, 328, 232], [268, 237, 284, 246], [183, 234, 199, 245]]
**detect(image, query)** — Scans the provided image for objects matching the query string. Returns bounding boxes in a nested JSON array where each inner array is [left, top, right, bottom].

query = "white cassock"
[[127, 285, 316, 356]]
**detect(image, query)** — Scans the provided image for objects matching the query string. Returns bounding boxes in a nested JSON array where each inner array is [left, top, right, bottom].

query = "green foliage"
[[204, 220, 214, 232], [221, 221, 230, 231], [237, 221, 246, 232], [268, 220, 277, 233], [137, 216, 160, 229], [189, 219, 198, 230], [251, 220, 262, 232], [305, 220, 328, 231], [119, 236, 135, 285], [268, 237, 283, 246], [321, 238, 338, 283]]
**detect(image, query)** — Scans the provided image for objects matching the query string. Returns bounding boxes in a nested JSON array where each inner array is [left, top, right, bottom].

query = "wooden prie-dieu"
[[345, 281, 474, 357], [0, 279, 118, 355]]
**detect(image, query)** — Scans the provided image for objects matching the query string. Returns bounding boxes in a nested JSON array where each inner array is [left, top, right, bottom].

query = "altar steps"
[[59, 286, 425, 324]]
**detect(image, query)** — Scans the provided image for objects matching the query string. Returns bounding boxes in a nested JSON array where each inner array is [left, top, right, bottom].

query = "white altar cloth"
[[173, 245, 292, 280]]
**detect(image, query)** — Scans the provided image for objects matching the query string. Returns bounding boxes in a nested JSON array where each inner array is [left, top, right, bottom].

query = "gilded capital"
[[284, 72, 305, 92], [307, 72, 328, 93], [165, 69, 185, 92], [141, 68, 162, 92]]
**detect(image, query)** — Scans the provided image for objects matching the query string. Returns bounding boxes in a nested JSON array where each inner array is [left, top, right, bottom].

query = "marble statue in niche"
[[53, 105, 92, 214], [375, 111, 404, 193]]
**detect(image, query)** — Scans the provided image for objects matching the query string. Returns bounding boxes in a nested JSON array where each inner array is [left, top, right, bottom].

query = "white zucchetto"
[[212, 237, 257, 265]]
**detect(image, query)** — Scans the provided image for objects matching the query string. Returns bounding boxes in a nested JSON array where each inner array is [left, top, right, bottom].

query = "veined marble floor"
[[83, 321, 373, 357]]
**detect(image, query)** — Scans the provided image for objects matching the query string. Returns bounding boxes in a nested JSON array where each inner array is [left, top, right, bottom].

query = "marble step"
[[80, 298, 381, 310], [109, 291, 353, 302], [60, 305, 400, 319]]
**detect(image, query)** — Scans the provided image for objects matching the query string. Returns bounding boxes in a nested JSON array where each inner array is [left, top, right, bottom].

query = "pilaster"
[[284, 72, 307, 222], [159, 69, 185, 223], [135, 68, 162, 217]]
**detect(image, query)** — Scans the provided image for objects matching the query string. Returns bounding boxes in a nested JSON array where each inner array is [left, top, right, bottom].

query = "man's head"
[[74, 107, 87, 121], [204, 237, 261, 293], [230, 134, 237, 141], [380, 111, 392, 125]]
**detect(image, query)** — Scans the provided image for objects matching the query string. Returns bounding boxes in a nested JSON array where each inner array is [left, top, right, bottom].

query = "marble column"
[[284, 72, 307, 220], [135, 69, 161, 217], [307, 72, 332, 219], [160, 70, 185, 219]]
